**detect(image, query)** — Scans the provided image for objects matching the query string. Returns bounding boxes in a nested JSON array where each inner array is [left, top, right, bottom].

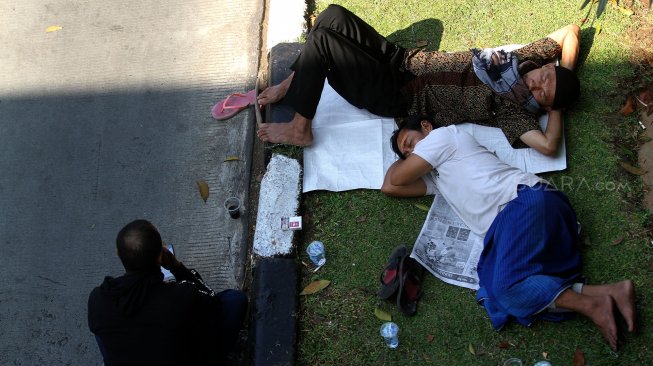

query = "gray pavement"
[[0, 0, 261, 364]]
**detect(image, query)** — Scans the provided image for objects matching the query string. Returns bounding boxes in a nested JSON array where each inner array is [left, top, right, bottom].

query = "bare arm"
[[519, 109, 563, 156], [381, 160, 428, 197], [389, 154, 434, 187], [546, 24, 580, 70]]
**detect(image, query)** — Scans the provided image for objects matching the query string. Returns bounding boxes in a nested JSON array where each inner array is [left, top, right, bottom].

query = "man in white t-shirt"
[[381, 115, 636, 351]]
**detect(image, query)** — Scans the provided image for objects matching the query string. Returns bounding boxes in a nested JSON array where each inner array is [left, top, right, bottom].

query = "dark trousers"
[[284, 4, 409, 119], [216, 289, 248, 359]]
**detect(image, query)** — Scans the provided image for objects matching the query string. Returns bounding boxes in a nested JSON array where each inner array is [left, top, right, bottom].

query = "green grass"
[[288, 1, 653, 364]]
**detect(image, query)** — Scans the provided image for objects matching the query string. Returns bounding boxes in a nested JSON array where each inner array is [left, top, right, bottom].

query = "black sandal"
[[377, 245, 407, 299], [396, 257, 424, 316]]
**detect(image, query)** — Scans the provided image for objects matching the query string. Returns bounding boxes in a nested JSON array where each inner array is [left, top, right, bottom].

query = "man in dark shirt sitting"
[[88, 219, 247, 365]]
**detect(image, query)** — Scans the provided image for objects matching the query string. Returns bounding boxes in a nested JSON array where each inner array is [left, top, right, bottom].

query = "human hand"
[[160, 246, 181, 270]]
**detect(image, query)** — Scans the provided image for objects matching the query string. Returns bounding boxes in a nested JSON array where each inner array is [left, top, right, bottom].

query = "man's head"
[[116, 219, 163, 272], [523, 63, 580, 111], [391, 116, 436, 159]]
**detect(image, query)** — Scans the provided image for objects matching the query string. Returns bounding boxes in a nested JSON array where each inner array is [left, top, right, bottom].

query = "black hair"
[[391, 115, 436, 160], [116, 219, 163, 272]]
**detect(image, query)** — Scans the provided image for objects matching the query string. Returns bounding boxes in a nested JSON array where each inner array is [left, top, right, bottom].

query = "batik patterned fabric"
[[400, 38, 560, 147]]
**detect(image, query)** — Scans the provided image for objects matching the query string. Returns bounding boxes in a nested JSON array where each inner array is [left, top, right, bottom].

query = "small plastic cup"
[[379, 322, 399, 349], [224, 197, 241, 219]]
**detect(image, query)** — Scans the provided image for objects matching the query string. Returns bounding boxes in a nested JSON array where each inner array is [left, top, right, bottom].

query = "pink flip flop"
[[211, 89, 257, 120]]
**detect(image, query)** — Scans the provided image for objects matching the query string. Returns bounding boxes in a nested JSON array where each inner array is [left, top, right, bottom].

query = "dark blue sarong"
[[476, 183, 582, 330]]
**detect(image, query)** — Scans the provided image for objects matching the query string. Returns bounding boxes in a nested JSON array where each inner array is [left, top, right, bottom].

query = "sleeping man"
[[256, 4, 580, 156], [380, 115, 636, 351]]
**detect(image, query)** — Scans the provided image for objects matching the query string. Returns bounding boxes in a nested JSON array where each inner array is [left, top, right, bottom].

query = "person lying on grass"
[[257, 4, 580, 156], [380, 115, 636, 351]]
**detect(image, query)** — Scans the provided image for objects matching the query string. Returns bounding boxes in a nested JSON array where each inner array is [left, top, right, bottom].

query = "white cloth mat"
[[303, 81, 566, 193]]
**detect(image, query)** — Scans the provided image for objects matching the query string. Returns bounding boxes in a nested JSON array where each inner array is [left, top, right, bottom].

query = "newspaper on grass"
[[409, 190, 484, 290]]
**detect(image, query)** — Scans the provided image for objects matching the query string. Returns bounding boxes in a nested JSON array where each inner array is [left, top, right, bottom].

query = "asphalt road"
[[0, 0, 261, 363]]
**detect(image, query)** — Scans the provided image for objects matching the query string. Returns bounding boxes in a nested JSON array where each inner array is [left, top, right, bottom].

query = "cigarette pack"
[[281, 216, 303, 231], [288, 216, 302, 230]]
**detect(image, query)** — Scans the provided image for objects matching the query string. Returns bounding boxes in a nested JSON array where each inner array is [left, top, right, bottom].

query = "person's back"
[[88, 219, 246, 365], [88, 269, 219, 365]]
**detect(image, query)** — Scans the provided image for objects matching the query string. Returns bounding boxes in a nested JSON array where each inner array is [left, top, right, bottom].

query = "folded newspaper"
[[409, 191, 484, 290]]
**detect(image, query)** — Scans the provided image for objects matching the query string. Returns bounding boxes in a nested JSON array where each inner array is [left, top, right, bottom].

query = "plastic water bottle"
[[379, 322, 399, 349], [502, 358, 522, 366], [534, 361, 552, 366], [306, 241, 326, 266]]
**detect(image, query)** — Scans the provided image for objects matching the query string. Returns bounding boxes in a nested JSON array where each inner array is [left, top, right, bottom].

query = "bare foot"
[[258, 84, 286, 106], [256, 113, 313, 146], [257, 72, 294, 107], [608, 280, 637, 332], [582, 280, 637, 332], [586, 295, 619, 351]]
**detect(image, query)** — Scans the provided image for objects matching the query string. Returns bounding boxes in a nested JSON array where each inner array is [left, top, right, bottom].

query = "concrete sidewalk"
[[0, 0, 261, 364]]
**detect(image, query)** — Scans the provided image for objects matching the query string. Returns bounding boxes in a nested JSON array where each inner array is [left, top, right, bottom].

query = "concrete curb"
[[248, 0, 306, 364], [248, 153, 302, 366], [249, 258, 298, 365]]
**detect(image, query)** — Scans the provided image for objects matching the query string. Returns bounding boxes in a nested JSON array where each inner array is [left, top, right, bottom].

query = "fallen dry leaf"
[[374, 307, 392, 321], [611, 235, 624, 246], [416, 40, 428, 48], [468, 343, 476, 355], [197, 180, 209, 202], [542, 351, 549, 359], [427, 334, 435, 343], [356, 216, 367, 223], [415, 203, 430, 212], [300, 279, 330, 295], [573, 347, 586, 366], [620, 161, 647, 175], [620, 96, 635, 116], [45, 25, 62, 33], [498, 341, 510, 349], [224, 156, 240, 162]]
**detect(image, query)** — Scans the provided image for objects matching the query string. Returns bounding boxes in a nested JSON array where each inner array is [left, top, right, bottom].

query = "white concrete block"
[[253, 154, 302, 257]]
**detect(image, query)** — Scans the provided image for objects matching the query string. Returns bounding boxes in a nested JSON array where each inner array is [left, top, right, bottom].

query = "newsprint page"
[[410, 192, 484, 290]]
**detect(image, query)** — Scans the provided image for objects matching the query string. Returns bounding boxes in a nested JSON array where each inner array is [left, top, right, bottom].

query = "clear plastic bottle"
[[379, 322, 399, 349], [533, 361, 552, 366], [306, 241, 326, 266], [503, 358, 522, 366]]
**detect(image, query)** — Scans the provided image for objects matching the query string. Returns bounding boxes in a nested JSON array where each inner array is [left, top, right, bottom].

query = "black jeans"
[[284, 4, 409, 119]]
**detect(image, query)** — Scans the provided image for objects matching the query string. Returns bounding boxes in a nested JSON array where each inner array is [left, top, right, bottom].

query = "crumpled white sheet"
[[302, 80, 566, 193]]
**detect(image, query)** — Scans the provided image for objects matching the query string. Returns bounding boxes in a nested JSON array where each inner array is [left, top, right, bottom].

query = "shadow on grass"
[[387, 18, 444, 51], [577, 26, 597, 70]]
